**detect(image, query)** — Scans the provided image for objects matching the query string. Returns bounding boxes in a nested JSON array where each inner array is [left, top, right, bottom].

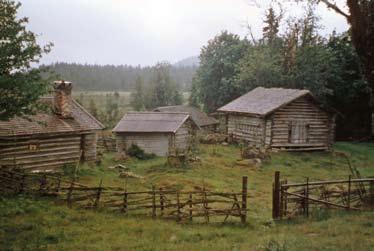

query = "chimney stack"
[[53, 80, 73, 118]]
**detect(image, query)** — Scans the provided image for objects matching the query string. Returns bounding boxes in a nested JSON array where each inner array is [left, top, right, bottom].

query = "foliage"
[[190, 31, 250, 112], [102, 93, 120, 128], [127, 144, 155, 160], [147, 62, 182, 108], [0, 0, 52, 121], [130, 75, 145, 111], [309, 0, 374, 107], [130, 62, 183, 110], [324, 32, 371, 138]]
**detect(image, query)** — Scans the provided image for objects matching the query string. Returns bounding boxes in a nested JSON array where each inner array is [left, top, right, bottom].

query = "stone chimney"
[[53, 80, 73, 118]]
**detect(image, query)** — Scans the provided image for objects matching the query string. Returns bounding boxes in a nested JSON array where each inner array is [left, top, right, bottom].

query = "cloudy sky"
[[18, 0, 349, 66]]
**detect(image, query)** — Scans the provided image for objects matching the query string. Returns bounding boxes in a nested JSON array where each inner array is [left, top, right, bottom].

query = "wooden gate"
[[272, 171, 374, 219]]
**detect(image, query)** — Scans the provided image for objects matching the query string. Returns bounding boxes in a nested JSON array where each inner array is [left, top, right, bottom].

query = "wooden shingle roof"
[[0, 97, 104, 137], [217, 87, 311, 116], [113, 112, 194, 133], [154, 105, 218, 127]]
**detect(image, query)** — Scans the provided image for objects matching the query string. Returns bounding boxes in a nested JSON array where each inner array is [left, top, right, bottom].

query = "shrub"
[[127, 144, 155, 160]]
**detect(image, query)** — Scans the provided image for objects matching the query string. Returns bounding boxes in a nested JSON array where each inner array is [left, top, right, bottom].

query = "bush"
[[127, 144, 155, 160]]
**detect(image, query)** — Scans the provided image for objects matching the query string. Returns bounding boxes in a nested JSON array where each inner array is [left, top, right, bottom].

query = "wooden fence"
[[272, 171, 374, 219], [0, 169, 248, 223]]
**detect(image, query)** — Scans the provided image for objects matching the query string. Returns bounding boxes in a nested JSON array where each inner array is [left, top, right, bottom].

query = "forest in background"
[[43, 61, 198, 91]]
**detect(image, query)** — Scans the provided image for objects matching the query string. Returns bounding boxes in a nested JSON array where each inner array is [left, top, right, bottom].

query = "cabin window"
[[288, 121, 309, 144]]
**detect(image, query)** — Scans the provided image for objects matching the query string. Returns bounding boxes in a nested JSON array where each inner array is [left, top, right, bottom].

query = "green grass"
[[1, 142, 374, 250]]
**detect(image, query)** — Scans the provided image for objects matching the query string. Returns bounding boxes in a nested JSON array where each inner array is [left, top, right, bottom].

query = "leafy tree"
[[236, 46, 284, 91], [146, 62, 182, 109], [309, 0, 374, 103], [130, 75, 145, 111], [324, 32, 371, 138], [0, 0, 52, 120], [104, 94, 119, 128], [172, 90, 183, 105], [190, 31, 249, 112]]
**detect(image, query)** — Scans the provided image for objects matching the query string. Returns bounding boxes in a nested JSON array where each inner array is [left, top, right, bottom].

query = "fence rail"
[[0, 168, 248, 223], [272, 171, 374, 219]]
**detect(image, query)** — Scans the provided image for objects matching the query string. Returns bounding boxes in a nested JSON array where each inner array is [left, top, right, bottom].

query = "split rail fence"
[[272, 171, 374, 219], [0, 169, 248, 223]]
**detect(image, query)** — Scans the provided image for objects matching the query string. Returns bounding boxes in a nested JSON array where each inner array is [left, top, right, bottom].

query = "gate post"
[[241, 176, 248, 224], [272, 171, 281, 219]]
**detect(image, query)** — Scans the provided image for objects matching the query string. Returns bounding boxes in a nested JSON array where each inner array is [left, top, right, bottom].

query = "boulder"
[[200, 133, 227, 144]]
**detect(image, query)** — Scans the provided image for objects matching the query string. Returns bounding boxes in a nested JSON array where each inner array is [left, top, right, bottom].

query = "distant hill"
[[174, 56, 200, 67]]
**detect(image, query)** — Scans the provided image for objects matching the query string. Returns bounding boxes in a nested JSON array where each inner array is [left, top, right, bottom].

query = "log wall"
[[0, 132, 99, 171], [82, 133, 98, 161], [174, 120, 193, 153], [227, 114, 265, 147], [270, 96, 333, 150]]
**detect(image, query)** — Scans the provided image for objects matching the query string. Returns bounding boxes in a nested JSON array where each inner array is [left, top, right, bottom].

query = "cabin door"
[[289, 121, 309, 144]]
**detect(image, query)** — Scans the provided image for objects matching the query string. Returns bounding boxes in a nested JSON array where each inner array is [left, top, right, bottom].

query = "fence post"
[[67, 178, 75, 208], [122, 190, 128, 214], [19, 174, 26, 194], [56, 174, 61, 193], [39, 174, 47, 194], [189, 193, 193, 222], [159, 188, 164, 216], [152, 186, 156, 219], [272, 171, 281, 219], [241, 176, 248, 224], [176, 191, 181, 222], [370, 180, 374, 203], [347, 175, 351, 210], [306, 177, 309, 217], [94, 179, 103, 209], [203, 189, 209, 223]]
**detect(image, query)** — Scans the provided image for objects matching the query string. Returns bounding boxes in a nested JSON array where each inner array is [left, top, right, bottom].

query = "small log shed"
[[0, 81, 104, 171], [113, 112, 198, 156], [217, 87, 336, 151]]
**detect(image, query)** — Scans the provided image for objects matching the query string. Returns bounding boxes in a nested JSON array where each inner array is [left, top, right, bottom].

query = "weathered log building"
[[217, 87, 336, 151], [154, 105, 218, 133], [0, 81, 104, 171], [113, 112, 198, 156]]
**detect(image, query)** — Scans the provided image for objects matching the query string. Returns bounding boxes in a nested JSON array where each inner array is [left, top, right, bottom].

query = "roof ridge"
[[217, 87, 312, 116], [127, 111, 190, 115]]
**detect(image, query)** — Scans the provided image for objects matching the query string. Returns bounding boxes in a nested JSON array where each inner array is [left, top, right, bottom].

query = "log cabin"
[[217, 87, 336, 151], [153, 105, 218, 133], [0, 81, 104, 171], [113, 112, 198, 156]]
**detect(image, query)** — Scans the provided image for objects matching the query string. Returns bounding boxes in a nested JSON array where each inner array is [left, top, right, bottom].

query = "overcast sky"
[[18, 0, 349, 66]]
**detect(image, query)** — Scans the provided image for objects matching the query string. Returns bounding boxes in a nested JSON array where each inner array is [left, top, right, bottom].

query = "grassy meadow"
[[1, 142, 374, 250]]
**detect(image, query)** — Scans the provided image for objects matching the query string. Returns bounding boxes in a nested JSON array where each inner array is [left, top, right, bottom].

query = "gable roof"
[[0, 97, 104, 137], [154, 105, 218, 127], [113, 112, 194, 133], [217, 87, 312, 116]]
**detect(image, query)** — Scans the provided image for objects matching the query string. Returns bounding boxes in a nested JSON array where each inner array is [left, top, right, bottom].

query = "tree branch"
[[319, 0, 351, 20]]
